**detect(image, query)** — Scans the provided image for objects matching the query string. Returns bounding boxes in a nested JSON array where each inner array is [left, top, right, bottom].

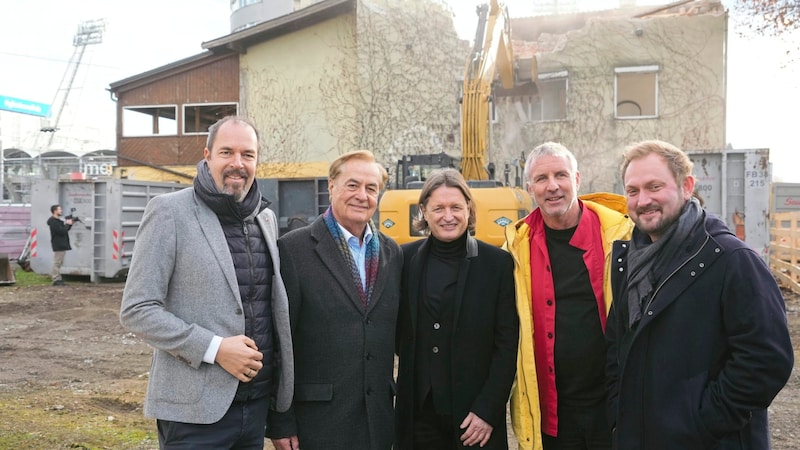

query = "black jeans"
[[157, 397, 270, 449]]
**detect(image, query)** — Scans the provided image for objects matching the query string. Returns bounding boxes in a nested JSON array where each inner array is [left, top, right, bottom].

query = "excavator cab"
[[395, 152, 461, 189]]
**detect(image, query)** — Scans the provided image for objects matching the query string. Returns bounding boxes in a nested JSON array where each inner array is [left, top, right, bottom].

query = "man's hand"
[[215, 335, 263, 382], [271, 436, 299, 450], [460, 412, 493, 447]]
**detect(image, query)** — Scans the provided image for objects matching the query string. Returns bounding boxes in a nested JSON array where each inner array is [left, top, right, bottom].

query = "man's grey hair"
[[523, 142, 578, 183]]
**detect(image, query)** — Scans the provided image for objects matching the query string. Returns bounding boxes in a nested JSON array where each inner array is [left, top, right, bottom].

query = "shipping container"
[[770, 182, 800, 215], [687, 148, 770, 260], [29, 179, 188, 282]]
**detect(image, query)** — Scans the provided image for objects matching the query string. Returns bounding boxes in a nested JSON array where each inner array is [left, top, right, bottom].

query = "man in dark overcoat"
[[267, 150, 402, 450], [606, 140, 793, 449]]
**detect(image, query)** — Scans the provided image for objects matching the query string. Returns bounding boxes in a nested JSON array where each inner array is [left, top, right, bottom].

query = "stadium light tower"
[[42, 19, 106, 149]]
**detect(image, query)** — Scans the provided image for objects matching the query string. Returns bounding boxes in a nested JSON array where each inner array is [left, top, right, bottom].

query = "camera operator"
[[47, 204, 73, 286]]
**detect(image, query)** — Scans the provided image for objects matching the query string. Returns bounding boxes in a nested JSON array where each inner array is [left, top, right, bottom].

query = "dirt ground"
[[1, 280, 799, 449]]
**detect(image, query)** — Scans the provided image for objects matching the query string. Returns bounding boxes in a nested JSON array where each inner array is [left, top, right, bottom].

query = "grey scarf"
[[626, 197, 703, 328]]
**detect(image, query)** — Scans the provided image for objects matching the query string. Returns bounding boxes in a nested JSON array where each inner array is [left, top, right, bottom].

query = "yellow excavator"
[[378, 0, 534, 247]]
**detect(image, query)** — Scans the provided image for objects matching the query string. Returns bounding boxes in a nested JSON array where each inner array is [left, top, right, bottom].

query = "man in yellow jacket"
[[504, 142, 633, 450]]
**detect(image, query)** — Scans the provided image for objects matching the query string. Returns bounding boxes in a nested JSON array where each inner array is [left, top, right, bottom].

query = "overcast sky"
[[1, 0, 797, 181]]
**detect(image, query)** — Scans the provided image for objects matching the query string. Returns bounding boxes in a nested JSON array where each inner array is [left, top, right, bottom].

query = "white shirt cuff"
[[203, 335, 223, 364]]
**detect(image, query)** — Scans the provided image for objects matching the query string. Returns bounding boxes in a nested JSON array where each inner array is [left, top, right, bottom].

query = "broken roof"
[[510, 0, 724, 58]]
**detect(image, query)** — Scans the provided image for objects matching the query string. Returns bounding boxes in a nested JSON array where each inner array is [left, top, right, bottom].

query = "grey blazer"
[[120, 187, 293, 424]]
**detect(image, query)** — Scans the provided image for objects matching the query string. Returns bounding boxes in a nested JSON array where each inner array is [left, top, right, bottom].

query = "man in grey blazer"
[[120, 116, 293, 448], [267, 150, 402, 450]]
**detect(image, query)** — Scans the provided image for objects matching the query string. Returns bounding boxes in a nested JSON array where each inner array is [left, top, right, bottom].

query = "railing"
[[770, 211, 800, 295]]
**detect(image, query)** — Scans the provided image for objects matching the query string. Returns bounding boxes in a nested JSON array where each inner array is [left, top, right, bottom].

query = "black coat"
[[395, 235, 519, 449], [47, 216, 71, 251], [606, 212, 794, 450], [266, 217, 402, 450]]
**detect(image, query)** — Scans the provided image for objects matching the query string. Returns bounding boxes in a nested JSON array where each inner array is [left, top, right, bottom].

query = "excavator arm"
[[460, 0, 516, 181]]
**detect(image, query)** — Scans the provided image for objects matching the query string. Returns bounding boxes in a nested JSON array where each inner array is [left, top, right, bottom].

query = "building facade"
[[495, 0, 727, 192]]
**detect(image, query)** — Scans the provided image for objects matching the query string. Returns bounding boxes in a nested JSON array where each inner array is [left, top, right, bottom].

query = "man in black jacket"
[[606, 139, 793, 449], [47, 204, 73, 286]]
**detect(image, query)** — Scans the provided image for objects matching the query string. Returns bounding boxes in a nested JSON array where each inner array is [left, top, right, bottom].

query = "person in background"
[[47, 204, 73, 286], [395, 168, 518, 449], [267, 150, 402, 450], [606, 139, 793, 449], [505, 142, 633, 450], [120, 115, 294, 449]]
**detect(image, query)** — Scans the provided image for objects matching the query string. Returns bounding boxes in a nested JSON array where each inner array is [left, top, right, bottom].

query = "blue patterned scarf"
[[323, 207, 380, 308]]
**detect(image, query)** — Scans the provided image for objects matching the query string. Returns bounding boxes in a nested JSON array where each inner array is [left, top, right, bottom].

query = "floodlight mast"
[[43, 19, 106, 150]]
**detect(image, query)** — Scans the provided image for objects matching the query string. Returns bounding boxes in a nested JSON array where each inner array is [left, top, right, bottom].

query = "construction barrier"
[[769, 211, 800, 295]]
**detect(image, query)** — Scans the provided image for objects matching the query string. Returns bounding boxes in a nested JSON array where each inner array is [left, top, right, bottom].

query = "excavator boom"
[[461, 0, 516, 181], [377, 0, 535, 247]]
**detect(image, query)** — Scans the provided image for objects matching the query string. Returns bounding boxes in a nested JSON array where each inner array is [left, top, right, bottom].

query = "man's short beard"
[[222, 184, 247, 202]]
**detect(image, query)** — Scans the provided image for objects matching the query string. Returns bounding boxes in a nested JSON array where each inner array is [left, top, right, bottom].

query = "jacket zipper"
[[642, 234, 710, 314]]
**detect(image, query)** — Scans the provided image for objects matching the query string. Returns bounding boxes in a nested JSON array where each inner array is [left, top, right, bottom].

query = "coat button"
[[647, 311, 653, 316], [715, 248, 720, 253], [622, 243, 627, 248], [235, 308, 243, 315], [618, 267, 624, 272], [699, 262, 705, 268], [433, 323, 440, 330], [617, 258, 623, 263], [546, 300, 553, 306], [432, 346, 439, 353], [547, 332, 553, 339], [690, 271, 696, 276]]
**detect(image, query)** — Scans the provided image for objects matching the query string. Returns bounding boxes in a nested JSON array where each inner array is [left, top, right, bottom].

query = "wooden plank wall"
[[770, 211, 800, 295]]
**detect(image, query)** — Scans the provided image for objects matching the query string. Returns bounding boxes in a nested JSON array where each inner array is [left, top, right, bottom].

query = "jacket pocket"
[[294, 383, 333, 402]]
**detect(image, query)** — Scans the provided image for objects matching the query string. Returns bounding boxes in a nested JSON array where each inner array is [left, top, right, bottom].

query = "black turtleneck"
[[416, 232, 468, 411], [424, 233, 467, 316]]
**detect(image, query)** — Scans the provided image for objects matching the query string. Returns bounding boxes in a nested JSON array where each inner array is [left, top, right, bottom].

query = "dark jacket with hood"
[[606, 209, 793, 450]]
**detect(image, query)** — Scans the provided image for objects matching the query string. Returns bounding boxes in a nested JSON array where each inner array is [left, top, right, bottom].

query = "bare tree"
[[732, 0, 799, 36], [730, 0, 798, 65]]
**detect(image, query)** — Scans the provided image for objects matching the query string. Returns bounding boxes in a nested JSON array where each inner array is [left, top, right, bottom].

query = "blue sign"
[[0, 95, 51, 118]]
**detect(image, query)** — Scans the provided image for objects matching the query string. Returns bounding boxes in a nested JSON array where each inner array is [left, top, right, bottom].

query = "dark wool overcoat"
[[606, 212, 793, 450], [266, 216, 402, 450]]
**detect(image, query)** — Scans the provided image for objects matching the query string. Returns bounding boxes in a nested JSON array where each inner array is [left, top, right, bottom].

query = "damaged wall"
[[493, 1, 727, 193]]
